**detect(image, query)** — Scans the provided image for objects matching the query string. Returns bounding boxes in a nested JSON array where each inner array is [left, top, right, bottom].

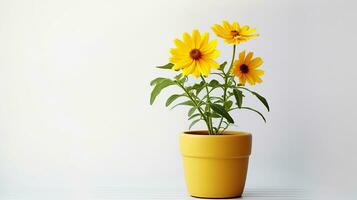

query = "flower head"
[[169, 30, 220, 77], [231, 51, 264, 85], [212, 21, 259, 44]]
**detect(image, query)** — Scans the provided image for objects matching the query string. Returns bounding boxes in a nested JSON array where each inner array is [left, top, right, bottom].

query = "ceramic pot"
[[180, 130, 252, 198]]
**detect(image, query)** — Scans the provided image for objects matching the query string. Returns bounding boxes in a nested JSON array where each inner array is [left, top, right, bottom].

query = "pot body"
[[180, 130, 252, 198]]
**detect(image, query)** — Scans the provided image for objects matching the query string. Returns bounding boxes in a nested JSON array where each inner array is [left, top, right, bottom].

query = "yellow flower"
[[212, 21, 259, 44], [231, 51, 264, 85], [169, 30, 220, 77]]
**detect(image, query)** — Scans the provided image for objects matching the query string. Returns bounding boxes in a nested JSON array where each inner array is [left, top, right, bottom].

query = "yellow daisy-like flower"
[[169, 30, 220, 77], [231, 51, 264, 85], [212, 20, 259, 44]]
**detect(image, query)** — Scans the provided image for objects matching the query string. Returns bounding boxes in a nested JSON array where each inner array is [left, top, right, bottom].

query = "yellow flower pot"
[[180, 130, 252, 198]]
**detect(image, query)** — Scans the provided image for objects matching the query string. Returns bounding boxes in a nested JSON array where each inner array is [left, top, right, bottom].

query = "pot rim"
[[180, 130, 252, 158], [183, 130, 251, 137]]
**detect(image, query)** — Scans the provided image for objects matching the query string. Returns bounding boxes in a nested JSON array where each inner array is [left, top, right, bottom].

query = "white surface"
[[0, 187, 308, 200], [0, 0, 357, 199]]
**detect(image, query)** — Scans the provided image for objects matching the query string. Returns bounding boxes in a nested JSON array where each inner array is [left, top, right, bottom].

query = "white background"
[[0, 0, 357, 199]]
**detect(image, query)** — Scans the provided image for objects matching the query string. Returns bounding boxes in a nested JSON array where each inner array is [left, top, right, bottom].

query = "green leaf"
[[227, 79, 235, 85], [251, 92, 270, 111], [237, 87, 270, 111], [157, 63, 174, 69], [213, 99, 223, 104], [150, 77, 168, 86], [171, 100, 195, 110], [192, 81, 204, 89], [241, 107, 266, 123], [150, 79, 174, 105], [210, 103, 234, 123], [211, 97, 223, 101], [233, 89, 243, 108], [188, 113, 200, 120], [219, 61, 227, 70], [191, 81, 205, 95], [189, 119, 200, 130], [174, 73, 182, 80], [188, 106, 197, 117], [166, 94, 184, 107], [208, 79, 219, 88], [224, 100, 233, 110], [206, 112, 221, 118], [211, 72, 225, 78]]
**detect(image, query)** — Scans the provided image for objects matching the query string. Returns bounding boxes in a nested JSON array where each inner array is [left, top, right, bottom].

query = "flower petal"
[[203, 49, 219, 59], [197, 59, 210, 76], [201, 58, 219, 71], [174, 39, 190, 51], [212, 24, 231, 38], [232, 22, 240, 30], [240, 25, 249, 32], [252, 75, 263, 83], [199, 32, 209, 49], [239, 75, 247, 85], [244, 52, 254, 64], [201, 39, 218, 54], [192, 30, 201, 48], [241, 27, 257, 35], [191, 61, 201, 77], [183, 32, 194, 49], [252, 69, 264, 76], [222, 20, 232, 30], [182, 62, 196, 76], [249, 57, 263, 68], [246, 75, 255, 85], [172, 64, 181, 70], [170, 48, 188, 57], [238, 50, 246, 62]]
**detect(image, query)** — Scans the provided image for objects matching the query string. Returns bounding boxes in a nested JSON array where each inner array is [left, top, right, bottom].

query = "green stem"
[[176, 81, 211, 133], [196, 86, 216, 101], [217, 44, 236, 134], [227, 44, 237, 73], [200, 76, 214, 135]]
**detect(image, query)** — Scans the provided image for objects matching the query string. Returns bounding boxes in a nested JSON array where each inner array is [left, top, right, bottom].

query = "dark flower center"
[[240, 64, 249, 73], [190, 49, 202, 60], [231, 30, 240, 37]]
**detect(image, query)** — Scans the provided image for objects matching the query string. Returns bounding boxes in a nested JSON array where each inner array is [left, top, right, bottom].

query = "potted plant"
[[150, 20, 269, 198]]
